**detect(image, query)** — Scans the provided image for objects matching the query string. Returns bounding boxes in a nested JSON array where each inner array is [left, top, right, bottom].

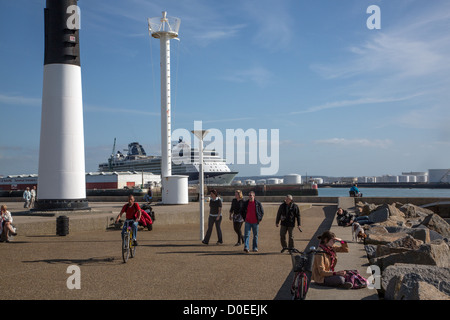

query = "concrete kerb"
[[307, 197, 379, 300]]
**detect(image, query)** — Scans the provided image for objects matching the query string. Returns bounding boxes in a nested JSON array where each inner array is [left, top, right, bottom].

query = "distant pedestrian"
[[229, 190, 244, 246], [144, 186, 153, 203], [241, 191, 264, 253], [202, 189, 223, 245], [23, 187, 31, 209], [276, 195, 301, 249], [349, 184, 363, 197], [30, 186, 37, 209]]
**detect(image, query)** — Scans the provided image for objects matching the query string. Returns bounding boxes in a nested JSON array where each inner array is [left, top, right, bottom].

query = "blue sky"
[[1, 0, 449, 178]]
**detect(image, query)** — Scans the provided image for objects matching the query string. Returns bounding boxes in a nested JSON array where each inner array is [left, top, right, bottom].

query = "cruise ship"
[[98, 140, 238, 185]]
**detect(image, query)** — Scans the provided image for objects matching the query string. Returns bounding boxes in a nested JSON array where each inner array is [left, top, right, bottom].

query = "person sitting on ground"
[[311, 231, 352, 289], [336, 207, 354, 226], [1, 205, 17, 242], [138, 208, 153, 231]]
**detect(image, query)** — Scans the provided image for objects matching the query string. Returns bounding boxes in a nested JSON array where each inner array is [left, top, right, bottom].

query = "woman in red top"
[[115, 195, 142, 246]]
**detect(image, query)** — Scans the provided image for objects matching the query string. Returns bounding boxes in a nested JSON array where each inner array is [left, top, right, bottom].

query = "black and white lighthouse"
[[35, 0, 88, 211]]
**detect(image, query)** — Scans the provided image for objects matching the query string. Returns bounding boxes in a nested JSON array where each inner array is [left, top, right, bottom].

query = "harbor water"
[[318, 187, 450, 198]]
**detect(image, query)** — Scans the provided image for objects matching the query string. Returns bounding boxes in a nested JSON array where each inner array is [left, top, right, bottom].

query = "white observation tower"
[[148, 12, 188, 204]]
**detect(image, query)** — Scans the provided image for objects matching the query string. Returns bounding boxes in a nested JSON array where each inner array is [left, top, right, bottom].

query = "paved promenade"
[[0, 200, 378, 301]]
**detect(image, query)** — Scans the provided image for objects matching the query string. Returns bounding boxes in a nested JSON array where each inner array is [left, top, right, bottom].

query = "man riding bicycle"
[[115, 195, 142, 246]]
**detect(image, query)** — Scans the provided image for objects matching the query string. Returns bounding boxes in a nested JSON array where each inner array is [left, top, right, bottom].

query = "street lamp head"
[[191, 130, 209, 140]]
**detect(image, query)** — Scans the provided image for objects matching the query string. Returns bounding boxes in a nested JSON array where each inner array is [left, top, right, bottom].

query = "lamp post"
[[149, 12, 188, 204], [191, 130, 209, 240]]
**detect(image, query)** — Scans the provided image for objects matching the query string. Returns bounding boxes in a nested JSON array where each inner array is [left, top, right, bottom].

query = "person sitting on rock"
[[336, 208, 354, 226], [349, 184, 363, 197]]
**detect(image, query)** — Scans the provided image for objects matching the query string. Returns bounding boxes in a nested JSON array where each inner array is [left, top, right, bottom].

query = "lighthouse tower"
[[35, 0, 88, 211], [148, 12, 188, 204]]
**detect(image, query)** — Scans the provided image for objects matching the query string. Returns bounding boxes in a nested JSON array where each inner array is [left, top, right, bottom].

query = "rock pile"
[[355, 201, 450, 300]]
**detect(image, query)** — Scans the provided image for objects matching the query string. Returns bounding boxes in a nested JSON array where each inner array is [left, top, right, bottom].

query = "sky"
[[1, 0, 450, 178]]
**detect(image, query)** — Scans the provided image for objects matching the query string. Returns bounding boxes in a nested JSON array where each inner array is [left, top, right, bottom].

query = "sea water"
[[318, 187, 450, 198]]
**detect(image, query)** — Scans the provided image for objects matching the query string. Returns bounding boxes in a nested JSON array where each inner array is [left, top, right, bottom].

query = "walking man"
[[242, 191, 264, 253], [276, 195, 301, 249], [30, 186, 37, 209], [23, 187, 31, 209]]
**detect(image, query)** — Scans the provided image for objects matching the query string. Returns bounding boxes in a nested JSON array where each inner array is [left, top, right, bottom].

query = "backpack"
[[344, 270, 368, 289]]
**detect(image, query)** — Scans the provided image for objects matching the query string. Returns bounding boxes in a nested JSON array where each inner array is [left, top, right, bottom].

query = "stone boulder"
[[421, 214, 450, 238], [365, 232, 409, 245], [365, 225, 388, 235], [414, 225, 445, 241], [387, 234, 423, 250], [362, 203, 379, 215], [400, 204, 434, 219], [385, 226, 430, 243], [365, 235, 423, 264], [388, 203, 405, 219], [364, 245, 377, 261], [368, 205, 390, 223], [396, 281, 450, 300], [373, 240, 450, 270], [382, 264, 450, 300]]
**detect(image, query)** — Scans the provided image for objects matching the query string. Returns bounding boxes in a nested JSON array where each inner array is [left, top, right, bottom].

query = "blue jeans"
[[122, 220, 138, 240], [244, 222, 259, 251], [355, 216, 372, 225]]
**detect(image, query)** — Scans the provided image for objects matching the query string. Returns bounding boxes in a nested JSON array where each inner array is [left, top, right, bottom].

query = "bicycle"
[[281, 246, 324, 300], [122, 220, 137, 263]]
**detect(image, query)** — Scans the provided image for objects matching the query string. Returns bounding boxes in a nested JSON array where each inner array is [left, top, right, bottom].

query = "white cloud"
[[312, 4, 450, 84], [314, 138, 393, 149], [220, 66, 272, 87], [84, 104, 159, 116], [291, 94, 422, 114], [0, 93, 41, 107]]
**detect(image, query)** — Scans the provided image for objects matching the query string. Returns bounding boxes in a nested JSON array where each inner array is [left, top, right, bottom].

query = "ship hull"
[[98, 161, 238, 185]]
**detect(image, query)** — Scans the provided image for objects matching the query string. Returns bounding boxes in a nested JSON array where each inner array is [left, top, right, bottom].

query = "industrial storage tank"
[[311, 177, 323, 184], [416, 175, 428, 183], [283, 174, 302, 184], [386, 175, 399, 183], [267, 178, 280, 185], [428, 169, 450, 183], [245, 179, 256, 186]]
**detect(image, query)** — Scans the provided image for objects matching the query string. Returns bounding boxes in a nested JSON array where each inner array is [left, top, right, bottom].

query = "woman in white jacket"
[[1, 205, 17, 242]]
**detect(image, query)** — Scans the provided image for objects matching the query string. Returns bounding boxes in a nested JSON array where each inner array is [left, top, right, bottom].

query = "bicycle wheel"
[[122, 230, 130, 263], [130, 230, 136, 258], [298, 273, 308, 300], [291, 273, 300, 300], [291, 272, 308, 300]]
